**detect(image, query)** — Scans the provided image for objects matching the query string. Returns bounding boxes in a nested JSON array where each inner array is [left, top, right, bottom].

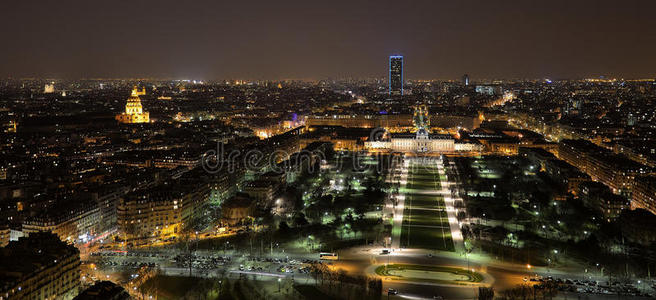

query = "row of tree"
[[308, 263, 383, 300]]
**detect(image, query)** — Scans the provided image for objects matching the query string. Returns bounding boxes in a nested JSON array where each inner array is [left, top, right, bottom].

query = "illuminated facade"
[[389, 55, 403, 95], [44, 83, 55, 94], [558, 139, 650, 194], [366, 132, 458, 153], [632, 176, 656, 215], [116, 86, 149, 124], [117, 181, 209, 240], [365, 106, 482, 153], [22, 201, 100, 244]]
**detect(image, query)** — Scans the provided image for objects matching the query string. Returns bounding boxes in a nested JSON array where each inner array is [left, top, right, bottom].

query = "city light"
[[1, 5, 654, 300]]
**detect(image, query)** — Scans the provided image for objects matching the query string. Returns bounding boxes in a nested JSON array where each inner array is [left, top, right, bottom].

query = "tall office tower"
[[462, 74, 470, 86], [389, 55, 403, 95]]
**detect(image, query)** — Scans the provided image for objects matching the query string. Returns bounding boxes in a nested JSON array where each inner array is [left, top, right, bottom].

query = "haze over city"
[[2, 0, 656, 79]]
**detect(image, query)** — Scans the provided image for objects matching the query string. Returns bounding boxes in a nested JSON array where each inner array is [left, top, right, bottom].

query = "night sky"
[[2, 0, 655, 80]]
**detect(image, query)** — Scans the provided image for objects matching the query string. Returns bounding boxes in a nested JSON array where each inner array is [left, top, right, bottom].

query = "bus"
[[319, 252, 339, 260]]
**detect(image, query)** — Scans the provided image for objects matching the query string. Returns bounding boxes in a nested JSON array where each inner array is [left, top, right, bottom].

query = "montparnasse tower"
[[116, 86, 149, 124]]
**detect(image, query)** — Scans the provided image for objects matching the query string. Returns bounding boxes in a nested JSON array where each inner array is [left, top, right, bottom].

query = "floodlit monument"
[[365, 105, 482, 154], [116, 86, 150, 124]]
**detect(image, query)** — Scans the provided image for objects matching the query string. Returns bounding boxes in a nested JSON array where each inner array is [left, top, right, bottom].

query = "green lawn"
[[375, 264, 483, 284], [400, 163, 454, 251]]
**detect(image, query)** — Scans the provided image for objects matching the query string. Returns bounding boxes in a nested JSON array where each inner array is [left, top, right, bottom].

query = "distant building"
[[44, 83, 55, 94], [366, 131, 459, 153], [544, 159, 590, 195], [90, 186, 130, 233], [74, 281, 130, 300], [565, 98, 582, 115], [365, 106, 482, 153], [558, 139, 651, 195], [579, 181, 629, 220], [475, 85, 500, 96], [116, 86, 149, 124], [22, 199, 100, 244], [117, 180, 209, 241], [306, 114, 414, 129], [279, 142, 331, 183], [0, 232, 81, 300], [389, 56, 403, 95], [0, 224, 8, 247], [221, 196, 256, 226], [306, 113, 482, 132], [243, 180, 280, 204], [627, 113, 637, 126], [462, 74, 470, 86]]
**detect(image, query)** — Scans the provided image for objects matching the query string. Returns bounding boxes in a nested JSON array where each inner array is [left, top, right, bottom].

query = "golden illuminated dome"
[[116, 86, 149, 124]]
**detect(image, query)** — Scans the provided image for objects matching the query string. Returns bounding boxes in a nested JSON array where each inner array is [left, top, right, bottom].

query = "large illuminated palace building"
[[365, 105, 482, 153], [116, 86, 150, 124]]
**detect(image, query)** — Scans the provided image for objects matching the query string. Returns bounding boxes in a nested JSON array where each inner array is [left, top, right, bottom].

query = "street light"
[[218, 280, 222, 297]]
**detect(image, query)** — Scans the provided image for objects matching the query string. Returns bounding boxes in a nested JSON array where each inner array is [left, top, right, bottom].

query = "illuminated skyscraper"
[[462, 74, 470, 86], [389, 55, 403, 95]]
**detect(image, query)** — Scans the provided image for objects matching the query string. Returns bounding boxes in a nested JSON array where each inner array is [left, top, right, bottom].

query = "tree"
[[478, 287, 494, 300], [279, 221, 290, 232], [293, 212, 309, 227]]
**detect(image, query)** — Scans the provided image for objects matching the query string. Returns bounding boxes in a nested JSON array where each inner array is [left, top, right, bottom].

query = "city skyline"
[[2, 0, 656, 80], [2, 2, 656, 300]]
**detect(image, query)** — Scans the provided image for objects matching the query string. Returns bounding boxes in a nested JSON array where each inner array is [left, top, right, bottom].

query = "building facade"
[[365, 131, 482, 154], [0, 224, 8, 247], [117, 180, 209, 240], [632, 176, 656, 215], [558, 139, 651, 195], [389, 55, 403, 95], [22, 200, 100, 244], [0, 232, 80, 300]]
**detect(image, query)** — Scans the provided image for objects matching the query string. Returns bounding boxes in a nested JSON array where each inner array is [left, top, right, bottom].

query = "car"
[[381, 249, 390, 255], [388, 288, 398, 295]]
